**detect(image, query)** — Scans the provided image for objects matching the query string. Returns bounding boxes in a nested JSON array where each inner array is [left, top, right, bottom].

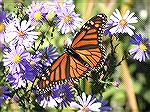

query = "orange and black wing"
[[37, 53, 89, 92], [71, 14, 107, 69]]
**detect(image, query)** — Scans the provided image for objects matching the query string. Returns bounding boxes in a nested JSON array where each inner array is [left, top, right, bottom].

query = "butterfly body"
[[65, 46, 90, 67], [37, 14, 107, 93]]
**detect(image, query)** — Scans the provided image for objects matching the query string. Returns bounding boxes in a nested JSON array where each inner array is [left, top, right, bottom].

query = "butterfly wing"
[[71, 14, 107, 68], [37, 53, 88, 91]]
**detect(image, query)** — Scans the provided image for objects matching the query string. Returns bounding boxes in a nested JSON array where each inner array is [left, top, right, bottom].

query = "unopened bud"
[[112, 80, 120, 88]]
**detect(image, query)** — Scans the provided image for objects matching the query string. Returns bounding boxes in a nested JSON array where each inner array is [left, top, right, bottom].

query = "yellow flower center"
[[13, 55, 21, 63], [139, 43, 147, 51], [119, 19, 127, 27], [0, 23, 6, 33], [29, 60, 35, 65], [34, 12, 43, 21], [17, 31, 25, 38], [64, 15, 71, 23]]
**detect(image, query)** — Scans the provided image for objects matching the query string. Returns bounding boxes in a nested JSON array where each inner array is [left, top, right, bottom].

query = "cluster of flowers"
[[0, 0, 111, 111], [105, 9, 150, 62]]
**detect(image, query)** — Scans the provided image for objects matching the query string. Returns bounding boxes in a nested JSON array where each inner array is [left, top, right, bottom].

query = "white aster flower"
[[70, 92, 102, 112], [5, 19, 40, 48], [109, 9, 138, 36]]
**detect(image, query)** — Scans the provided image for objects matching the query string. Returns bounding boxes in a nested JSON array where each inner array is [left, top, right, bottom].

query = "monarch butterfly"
[[37, 14, 107, 93]]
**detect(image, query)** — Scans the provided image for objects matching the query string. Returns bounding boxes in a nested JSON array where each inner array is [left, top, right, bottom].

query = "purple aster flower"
[[54, 84, 75, 107], [23, 54, 41, 82], [7, 73, 26, 89], [70, 92, 105, 112], [98, 96, 112, 112], [35, 86, 58, 108], [109, 9, 138, 36], [36, 94, 58, 108], [3, 13, 14, 24], [27, 1, 48, 25], [2, 46, 30, 74], [104, 19, 113, 37], [129, 34, 150, 62], [0, 11, 6, 22], [55, 4, 82, 34], [0, 86, 11, 106], [5, 19, 40, 48], [0, 42, 6, 51], [38, 45, 58, 66]]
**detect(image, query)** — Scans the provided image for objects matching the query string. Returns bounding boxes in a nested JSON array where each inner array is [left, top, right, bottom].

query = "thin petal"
[[77, 96, 84, 106], [127, 17, 138, 23], [113, 9, 122, 20], [123, 10, 130, 20], [85, 95, 92, 107], [109, 15, 119, 22], [123, 27, 134, 36], [126, 12, 135, 21], [129, 47, 139, 55], [128, 25, 135, 30], [70, 102, 83, 109], [26, 26, 35, 31], [88, 102, 101, 111], [110, 25, 119, 34], [82, 92, 87, 106], [21, 20, 27, 31]]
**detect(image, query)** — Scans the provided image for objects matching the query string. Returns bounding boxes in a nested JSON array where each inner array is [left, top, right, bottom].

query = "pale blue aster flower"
[[129, 34, 150, 62], [55, 4, 82, 34], [27, 1, 48, 25], [0, 86, 11, 106], [2, 46, 30, 74]]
